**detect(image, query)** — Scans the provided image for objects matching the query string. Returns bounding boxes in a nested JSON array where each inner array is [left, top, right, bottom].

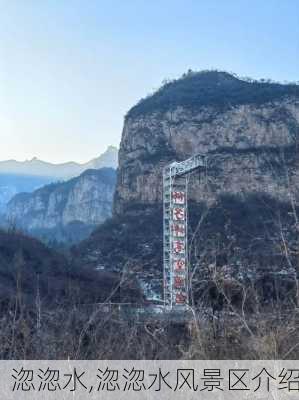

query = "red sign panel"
[[173, 240, 185, 254], [172, 191, 185, 204], [172, 223, 185, 237], [175, 292, 187, 304], [173, 207, 185, 221], [171, 189, 187, 306], [173, 258, 186, 271], [174, 276, 185, 289]]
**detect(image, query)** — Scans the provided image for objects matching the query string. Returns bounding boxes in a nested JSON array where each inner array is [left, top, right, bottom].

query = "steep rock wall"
[[6, 168, 116, 231], [114, 99, 299, 214]]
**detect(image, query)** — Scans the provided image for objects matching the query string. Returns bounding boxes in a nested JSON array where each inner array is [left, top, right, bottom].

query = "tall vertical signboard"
[[171, 188, 188, 306], [163, 154, 205, 310], [163, 168, 189, 309]]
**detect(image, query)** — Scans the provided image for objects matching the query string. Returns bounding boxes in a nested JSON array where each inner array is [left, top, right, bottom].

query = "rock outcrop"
[[0, 146, 118, 213], [114, 72, 299, 214], [6, 168, 116, 243]]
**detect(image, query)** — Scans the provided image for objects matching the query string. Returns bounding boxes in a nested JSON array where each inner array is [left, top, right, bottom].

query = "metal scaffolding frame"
[[163, 154, 206, 309]]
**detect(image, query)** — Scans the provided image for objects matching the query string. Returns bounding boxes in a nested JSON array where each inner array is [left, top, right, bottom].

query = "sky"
[[0, 0, 298, 163]]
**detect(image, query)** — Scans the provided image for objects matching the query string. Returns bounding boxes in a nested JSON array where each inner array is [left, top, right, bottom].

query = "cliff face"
[[78, 71, 299, 303], [6, 168, 116, 241], [0, 146, 118, 213], [115, 96, 299, 214]]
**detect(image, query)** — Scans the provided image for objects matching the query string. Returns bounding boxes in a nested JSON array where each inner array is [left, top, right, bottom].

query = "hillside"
[[115, 71, 299, 214], [0, 228, 144, 358], [77, 71, 299, 305], [5, 168, 117, 244]]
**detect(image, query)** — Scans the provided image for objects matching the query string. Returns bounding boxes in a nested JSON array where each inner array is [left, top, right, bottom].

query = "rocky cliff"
[[6, 168, 116, 243], [77, 71, 299, 304], [0, 146, 118, 213], [114, 72, 299, 214]]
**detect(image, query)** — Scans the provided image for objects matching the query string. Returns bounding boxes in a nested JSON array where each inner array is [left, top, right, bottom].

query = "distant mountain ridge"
[[0, 146, 118, 212], [0, 145, 118, 178]]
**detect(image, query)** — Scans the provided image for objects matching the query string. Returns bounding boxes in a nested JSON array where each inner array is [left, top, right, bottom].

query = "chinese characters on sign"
[[10, 365, 299, 395], [171, 190, 187, 306]]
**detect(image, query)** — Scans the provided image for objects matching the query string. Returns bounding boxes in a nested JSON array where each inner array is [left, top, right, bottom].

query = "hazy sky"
[[1, 0, 298, 163]]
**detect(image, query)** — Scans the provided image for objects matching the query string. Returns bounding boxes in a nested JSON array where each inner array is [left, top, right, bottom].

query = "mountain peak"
[[85, 146, 118, 170], [106, 145, 118, 152], [0, 146, 118, 178], [182, 70, 239, 83], [127, 70, 299, 118]]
